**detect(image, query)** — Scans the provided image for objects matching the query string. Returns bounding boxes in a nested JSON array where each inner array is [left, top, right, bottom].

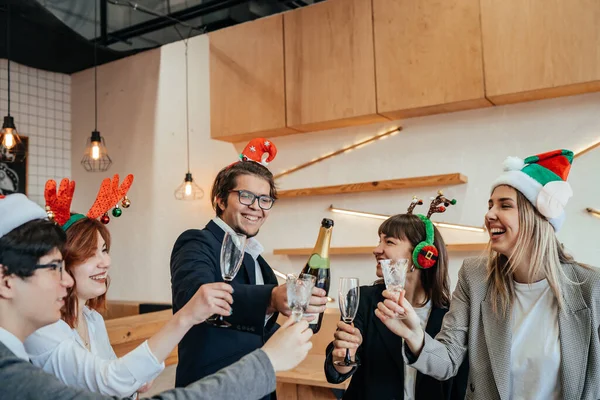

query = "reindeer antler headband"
[[405, 190, 457, 269], [45, 174, 134, 230]]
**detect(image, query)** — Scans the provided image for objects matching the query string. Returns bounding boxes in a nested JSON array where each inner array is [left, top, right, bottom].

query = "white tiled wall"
[[0, 59, 71, 205]]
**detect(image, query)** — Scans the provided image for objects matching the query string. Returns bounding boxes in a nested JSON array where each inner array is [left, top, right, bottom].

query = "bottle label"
[[308, 254, 330, 269]]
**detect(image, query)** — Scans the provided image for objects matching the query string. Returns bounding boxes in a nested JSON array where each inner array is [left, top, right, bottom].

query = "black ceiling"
[[0, 0, 324, 75]]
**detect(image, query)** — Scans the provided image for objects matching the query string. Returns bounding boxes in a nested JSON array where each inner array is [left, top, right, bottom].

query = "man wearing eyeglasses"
[[170, 158, 328, 398]]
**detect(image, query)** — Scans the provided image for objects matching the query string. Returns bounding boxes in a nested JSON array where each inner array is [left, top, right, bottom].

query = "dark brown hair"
[[211, 161, 278, 217], [378, 214, 451, 309], [61, 218, 111, 328]]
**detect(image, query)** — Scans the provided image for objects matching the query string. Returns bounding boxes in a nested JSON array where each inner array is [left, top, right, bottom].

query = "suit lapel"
[[481, 296, 512, 400], [371, 286, 405, 373], [557, 263, 590, 399], [415, 307, 446, 394], [258, 256, 277, 285]]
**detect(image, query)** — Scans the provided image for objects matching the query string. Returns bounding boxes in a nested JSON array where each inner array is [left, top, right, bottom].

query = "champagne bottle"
[[301, 218, 333, 333]]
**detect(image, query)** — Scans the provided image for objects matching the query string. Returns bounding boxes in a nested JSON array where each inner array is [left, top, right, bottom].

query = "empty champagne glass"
[[334, 277, 360, 367], [206, 231, 247, 327], [380, 259, 409, 319], [286, 273, 316, 322]]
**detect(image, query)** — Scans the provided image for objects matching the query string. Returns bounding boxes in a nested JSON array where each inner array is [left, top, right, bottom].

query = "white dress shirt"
[[0, 327, 29, 361], [212, 217, 275, 323], [24, 306, 164, 398], [404, 300, 432, 400]]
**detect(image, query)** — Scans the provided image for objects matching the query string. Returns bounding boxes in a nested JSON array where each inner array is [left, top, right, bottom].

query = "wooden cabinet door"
[[284, 0, 387, 132], [481, 0, 600, 104], [373, 0, 490, 119], [210, 15, 295, 142]]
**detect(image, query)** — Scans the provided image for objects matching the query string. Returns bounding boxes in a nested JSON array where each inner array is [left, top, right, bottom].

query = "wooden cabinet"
[[373, 0, 490, 119], [284, 0, 387, 132], [209, 15, 296, 142], [481, 0, 600, 104]]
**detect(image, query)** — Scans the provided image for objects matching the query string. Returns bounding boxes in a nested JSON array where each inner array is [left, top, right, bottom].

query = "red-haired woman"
[[24, 217, 235, 398]]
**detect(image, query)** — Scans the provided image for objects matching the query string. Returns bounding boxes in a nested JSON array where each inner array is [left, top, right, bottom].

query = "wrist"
[[174, 308, 196, 330], [406, 328, 425, 356]]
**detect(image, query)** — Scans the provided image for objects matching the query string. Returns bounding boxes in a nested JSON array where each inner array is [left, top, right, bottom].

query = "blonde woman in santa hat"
[[375, 149, 600, 400]]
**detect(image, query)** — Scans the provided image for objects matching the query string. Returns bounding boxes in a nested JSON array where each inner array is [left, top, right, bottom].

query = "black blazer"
[[324, 284, 468, 400], [170, 221, 279, 399]]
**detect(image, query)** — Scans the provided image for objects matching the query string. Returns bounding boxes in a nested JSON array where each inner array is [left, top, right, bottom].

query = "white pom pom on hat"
[[503, 156, 525, 172]]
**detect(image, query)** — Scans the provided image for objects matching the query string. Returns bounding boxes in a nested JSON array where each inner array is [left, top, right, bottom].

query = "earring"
[[410, 264, 415, 273]]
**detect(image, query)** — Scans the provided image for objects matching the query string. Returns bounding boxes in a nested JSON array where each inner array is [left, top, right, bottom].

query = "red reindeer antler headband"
[[45, 174, 134, 230]]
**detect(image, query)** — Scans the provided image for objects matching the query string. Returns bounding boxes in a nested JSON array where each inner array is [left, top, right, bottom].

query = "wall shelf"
[[277, 173, 468, 199], [274, 242, 487, 256]]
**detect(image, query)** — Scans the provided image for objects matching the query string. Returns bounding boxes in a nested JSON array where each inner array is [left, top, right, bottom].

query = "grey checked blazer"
[[406, 257, 600, 400], [0, 340, 276, 400]]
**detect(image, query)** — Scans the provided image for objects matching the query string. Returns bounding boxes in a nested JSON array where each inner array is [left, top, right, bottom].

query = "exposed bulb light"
[[91, 141, 101, 160], [329, 205, 486, 233]]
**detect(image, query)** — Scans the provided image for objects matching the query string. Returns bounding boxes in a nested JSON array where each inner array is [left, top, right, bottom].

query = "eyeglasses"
[[229, 190, 275, 210], [34, 260, 65, 280]]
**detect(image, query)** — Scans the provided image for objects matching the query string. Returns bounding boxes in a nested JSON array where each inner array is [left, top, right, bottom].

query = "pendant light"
[[81, 0, 112, 172], [0, 2, 26, 163], [174, 40, 203, 201]]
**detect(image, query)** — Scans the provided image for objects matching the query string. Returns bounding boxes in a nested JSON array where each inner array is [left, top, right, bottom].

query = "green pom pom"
[[450, 199, 457, 205]]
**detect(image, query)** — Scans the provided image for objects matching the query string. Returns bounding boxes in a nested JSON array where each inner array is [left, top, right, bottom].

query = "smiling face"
[[217, 174, 272, 238], [72, 232, 110, 302], [372, 234, 413, 278], [486, 185, 520, 257]]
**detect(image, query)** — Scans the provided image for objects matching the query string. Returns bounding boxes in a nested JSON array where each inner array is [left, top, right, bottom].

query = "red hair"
[[61, 218, 111, 328]]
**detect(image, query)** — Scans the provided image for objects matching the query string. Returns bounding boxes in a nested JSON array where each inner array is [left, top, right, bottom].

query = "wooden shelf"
[[274, 243, 487, 256], [277, 173, 467, 199]]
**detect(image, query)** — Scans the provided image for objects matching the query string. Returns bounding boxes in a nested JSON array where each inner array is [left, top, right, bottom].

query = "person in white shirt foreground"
[[375, 149, 600, 400]]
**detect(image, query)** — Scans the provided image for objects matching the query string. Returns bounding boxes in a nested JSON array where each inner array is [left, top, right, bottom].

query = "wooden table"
[[276, 354, 349, 400]]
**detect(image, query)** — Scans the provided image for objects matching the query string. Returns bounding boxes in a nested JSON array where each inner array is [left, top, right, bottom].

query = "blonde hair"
[[486, 187, 586, 316]]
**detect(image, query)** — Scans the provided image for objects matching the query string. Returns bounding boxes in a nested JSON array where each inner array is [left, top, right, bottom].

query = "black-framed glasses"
[[34, 260, 65, 280], [229, 190, 275, 210]]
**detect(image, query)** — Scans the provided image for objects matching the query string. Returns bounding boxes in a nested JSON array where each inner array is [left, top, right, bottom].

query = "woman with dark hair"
[[324, 194, 468, 400]]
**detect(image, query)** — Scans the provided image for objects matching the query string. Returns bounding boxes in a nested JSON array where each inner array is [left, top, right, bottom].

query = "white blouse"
[[24, 306, 164, 398]]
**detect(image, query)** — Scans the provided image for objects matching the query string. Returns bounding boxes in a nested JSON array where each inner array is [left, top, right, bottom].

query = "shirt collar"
[[0, 327, 30, 361], [212, 217, 264, 260]]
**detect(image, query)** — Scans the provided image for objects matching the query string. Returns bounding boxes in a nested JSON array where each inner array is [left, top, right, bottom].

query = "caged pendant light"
[[81, 0, 111, 172], [0, 2, 26, 163], [174, 40, 203, 201]]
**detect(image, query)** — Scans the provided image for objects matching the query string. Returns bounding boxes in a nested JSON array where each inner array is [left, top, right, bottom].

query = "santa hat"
[[0, 194, 48, 238], [491, 149, 574, 231], [239, 138, 277, 166]]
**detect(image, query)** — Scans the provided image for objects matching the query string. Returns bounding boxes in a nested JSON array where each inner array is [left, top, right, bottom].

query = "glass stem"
[[344, 348, 352, 365]]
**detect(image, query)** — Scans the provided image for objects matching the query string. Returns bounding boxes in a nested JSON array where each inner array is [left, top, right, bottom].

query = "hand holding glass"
[[380, 259, 409, 319], [286, 273, 316, 322], [334, 277, 360, 367], [206, 232, 247, 327]]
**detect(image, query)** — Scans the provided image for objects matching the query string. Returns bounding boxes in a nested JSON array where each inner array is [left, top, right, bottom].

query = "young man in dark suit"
[[170, 142, 328, 398]]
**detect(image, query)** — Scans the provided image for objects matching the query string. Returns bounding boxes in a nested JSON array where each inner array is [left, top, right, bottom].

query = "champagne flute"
[[380, 259, 409, 319], [206, 232, 247, 327], [286, 273, 316, 322], [334, 277, 360, 367]]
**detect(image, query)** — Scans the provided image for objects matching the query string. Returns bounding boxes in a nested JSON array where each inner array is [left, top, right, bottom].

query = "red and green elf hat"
[[491, 149, 574, 231]]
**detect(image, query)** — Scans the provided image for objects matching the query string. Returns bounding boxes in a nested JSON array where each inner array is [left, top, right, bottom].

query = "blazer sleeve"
[[450, 351, 469, 400], [170, 230, 276, 336], [404, 261, 471, 381], [25, 321, 163, 398], [324, 287, 367, 383], [2, 348, 276, 400]]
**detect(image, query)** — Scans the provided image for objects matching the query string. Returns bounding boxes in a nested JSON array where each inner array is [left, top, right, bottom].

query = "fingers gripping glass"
[[380, 259, 409, 319], [229, 190, 275, 210], [286, 273, 316, 323], [34, 261, 65, 280], [334, 277, 360, 367], [206, 232, 247, 328]]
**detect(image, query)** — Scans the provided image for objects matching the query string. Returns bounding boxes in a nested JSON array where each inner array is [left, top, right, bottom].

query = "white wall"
[[71, 34, 600, 304], [0, 60, 71, 204]]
